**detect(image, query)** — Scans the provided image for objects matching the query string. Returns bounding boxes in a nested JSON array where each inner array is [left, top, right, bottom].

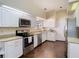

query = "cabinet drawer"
[[5, 40, 15, 47], [0, 42, 4, 48], [14, 39, 22, 47]]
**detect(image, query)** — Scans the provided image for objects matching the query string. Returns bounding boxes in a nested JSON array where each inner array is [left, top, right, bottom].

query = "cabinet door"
[[2, 7, 19, 27], [0, 12, 1, 27], [5, 40, 16, 58], [5, 45, 16, 58], [43, 20, 55, 28], [4, 38, 23, 58], [14, 38, 23, 57], [42, 31, 47, 42], [0, 7, 2, 27], [34, 35, 38, 48], [47, 31, 56, 41], [75, 5, 79, 27]]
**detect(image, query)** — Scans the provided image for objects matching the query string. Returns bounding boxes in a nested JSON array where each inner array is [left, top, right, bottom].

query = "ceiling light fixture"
[[60, 6, 62, 8], [44, 8, 47, 11]]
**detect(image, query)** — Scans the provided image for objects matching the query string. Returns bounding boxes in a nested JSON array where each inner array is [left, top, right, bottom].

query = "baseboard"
[[19, 55, 24, 58], [56, 40, 66, 42], [34, 40, 47, 49], [45, 40, 55, 42]]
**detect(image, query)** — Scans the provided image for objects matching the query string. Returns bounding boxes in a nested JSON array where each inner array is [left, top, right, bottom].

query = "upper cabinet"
[[0, 6, 22, 27], [75, 3, 79, 27], [43, 19, 55, 28], [0, 7, 2, 27], [0, 5, 35, 27], [2, 7, 20, 27]]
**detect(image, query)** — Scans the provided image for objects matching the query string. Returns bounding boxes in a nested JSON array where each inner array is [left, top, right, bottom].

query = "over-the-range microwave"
[[19, 18, 31, 27]]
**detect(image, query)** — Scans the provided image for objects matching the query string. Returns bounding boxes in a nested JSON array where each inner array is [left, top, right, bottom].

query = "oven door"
[[23, 37, 33, 48]]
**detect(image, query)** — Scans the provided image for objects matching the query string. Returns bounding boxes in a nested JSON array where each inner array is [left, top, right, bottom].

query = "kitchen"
[[0, 0, 79, 58]]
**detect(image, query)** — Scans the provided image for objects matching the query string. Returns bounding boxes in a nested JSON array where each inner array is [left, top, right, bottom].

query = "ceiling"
[[33, 0, 68, 11], [0, 0, 68, 17]]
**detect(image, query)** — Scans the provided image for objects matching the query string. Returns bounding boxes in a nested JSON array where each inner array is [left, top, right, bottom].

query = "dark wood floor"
[[22, 41, 67, 58]]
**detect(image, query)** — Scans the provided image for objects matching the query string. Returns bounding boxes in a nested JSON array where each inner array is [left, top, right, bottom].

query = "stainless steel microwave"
[[19, 18, 31, 27]]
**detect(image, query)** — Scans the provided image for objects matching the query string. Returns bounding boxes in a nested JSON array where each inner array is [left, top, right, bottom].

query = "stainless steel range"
[[16, 30, 34, 54]]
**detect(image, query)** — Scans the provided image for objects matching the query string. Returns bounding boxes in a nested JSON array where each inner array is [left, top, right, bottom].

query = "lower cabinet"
[[34, 35, 38, 48], [4, 38, 23, 58], [68, 43, 79, 58], [42, 31, 56, 42], [42, 31, 47, 42], [33, 31, 56, 48], [47, 31, 56, 41]]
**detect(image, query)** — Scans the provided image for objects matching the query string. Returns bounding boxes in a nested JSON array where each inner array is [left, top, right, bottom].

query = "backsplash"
[[0, 27, 30, 35]]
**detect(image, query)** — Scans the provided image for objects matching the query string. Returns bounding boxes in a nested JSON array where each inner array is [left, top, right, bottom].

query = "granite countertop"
[[0, 34, 22, 42], [0, 34, 16, 39], [29, 28, 56, 35], [29, 28, 48, 35], [68, 37, 79, 44]]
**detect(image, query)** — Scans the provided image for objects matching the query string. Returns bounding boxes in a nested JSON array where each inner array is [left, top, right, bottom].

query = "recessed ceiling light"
[[44, 8, 47, 10], [60, 6, 62, 8]]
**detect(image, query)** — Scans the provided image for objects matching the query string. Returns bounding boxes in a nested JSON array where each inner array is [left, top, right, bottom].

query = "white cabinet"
[[0, 7, 2, 27], [47, 31, 56, 41], [2, 7, 20, 27], [42, 31, 47, 42], [4, 38, 23, 58], [68, 43, 79, 58], [0, 6, 35, 27], [0, 42, 4, 57], [14, 38, 23, 58], [43, 19, 55, 28], [5, 43, 17, 58], [34, 35, 38, 48], [0, 12, 2, 27], [75, 4, 79, 27], [36, 20, 43, 28]]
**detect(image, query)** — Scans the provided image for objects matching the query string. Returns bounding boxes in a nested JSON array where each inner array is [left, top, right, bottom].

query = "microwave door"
[[19, 19, 31, 27]]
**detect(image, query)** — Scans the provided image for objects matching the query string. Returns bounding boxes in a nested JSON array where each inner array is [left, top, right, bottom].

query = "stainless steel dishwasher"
[[37, 34, 42, 45]]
